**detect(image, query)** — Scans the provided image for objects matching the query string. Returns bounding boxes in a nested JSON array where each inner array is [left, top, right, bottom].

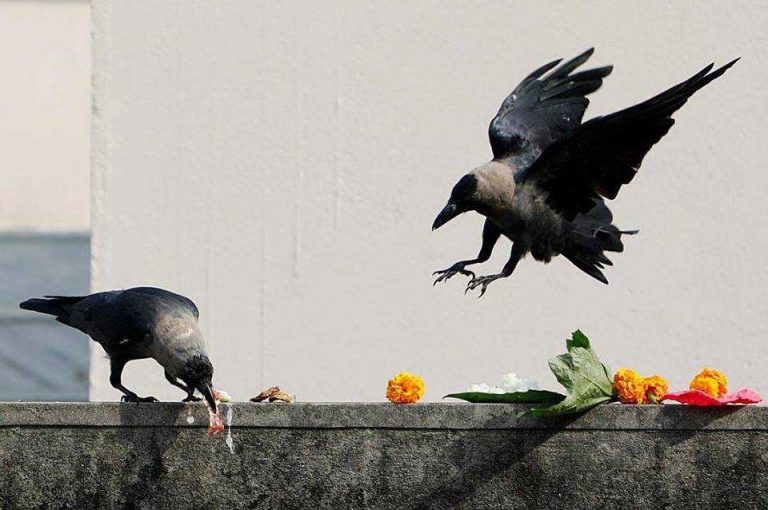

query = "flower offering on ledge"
[[662, 367, 760, 406], [386, 372, 425, 404], [464, 373, 540, 396], [502, 373, 540, 393], [467, 383, 505, 394], [662, 388, 761, 406], [613, 369, 644, 404], [613, 369, 669, 404], [689, 368, 728, 397], [445, 330, 761, 415], [643, 375, 669, 404]]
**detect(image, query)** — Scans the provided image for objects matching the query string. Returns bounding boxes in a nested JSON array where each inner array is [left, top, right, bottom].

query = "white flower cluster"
[[468, 373, 540, 394], [502, 373, 539, 393]]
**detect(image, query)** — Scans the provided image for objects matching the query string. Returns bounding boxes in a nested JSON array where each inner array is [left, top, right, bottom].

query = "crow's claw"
[[121, 394, 159, 403], [182, 395, 202, 402], [433, 266, 476, 286], [465, 274, 504, 297]]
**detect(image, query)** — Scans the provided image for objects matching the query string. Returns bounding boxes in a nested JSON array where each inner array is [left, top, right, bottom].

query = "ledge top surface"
[[0, 402, 766, 431]]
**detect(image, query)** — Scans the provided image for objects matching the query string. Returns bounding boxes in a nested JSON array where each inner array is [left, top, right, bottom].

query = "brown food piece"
[[268, 391, 295, 403], [250, 386, 281, 402]]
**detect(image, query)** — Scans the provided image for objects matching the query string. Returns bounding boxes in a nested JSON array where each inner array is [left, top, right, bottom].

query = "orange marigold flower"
[[386, 372, 425, 404], [613, 369, 645, 404], [690, 368, 727, 397], [690, 376, 719, 397], [642, 375, 668, 404]]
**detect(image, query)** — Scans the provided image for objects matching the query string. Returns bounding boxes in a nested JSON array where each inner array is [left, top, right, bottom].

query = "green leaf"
[[521, 330, 617, 418], [567, 329, 590, 350], [444, 390, 566, 404]]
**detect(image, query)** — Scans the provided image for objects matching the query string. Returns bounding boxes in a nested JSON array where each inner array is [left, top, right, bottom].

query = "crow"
[[20, 286, 217, 412], [432, 48, 737, 296]]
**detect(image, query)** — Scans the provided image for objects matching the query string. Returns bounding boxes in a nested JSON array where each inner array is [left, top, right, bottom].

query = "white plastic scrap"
[[225, 404, 235, 454], [467, 383, 505, 394]]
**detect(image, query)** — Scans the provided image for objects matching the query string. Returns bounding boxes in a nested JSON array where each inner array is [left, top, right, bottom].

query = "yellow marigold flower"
[[690, 376, 719, 397], [642, 375, 668, 404], [386, 372, 425, 404], [690, 368, 727, 397], [613, 369, 645, 404], [690, 368, 728, 397]]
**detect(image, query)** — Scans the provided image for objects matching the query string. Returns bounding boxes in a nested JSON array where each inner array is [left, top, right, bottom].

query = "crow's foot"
[[433, 264, 475, 286], [182, 395, 202, 402], [121, 394, 159, 403], [465, 274, 504, 297]]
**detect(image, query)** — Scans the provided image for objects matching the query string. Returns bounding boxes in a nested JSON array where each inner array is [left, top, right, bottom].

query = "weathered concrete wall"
[[1, 403, 766, 509]]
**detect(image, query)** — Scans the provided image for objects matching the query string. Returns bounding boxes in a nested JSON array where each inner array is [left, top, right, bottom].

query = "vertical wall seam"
[[89, 0, 112, 400], [333, 4, 341, 230]]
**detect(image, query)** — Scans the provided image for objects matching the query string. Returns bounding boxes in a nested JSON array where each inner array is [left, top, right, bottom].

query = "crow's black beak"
[[432, 202, 461, 230], [199, 383, 217, 414]]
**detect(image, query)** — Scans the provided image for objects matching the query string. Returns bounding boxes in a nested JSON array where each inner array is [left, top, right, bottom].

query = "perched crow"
[[20, 287, 217, 412], [432, 48, 737, 296]]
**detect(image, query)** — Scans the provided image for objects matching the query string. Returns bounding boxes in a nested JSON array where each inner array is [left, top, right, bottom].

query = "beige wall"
[[91, 1, 768, 402], [0, 0, 90, 232]]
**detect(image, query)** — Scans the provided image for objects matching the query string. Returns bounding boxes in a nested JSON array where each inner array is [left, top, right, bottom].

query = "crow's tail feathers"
[[563, 200, 637, 284], [19, 295, 84, 317]]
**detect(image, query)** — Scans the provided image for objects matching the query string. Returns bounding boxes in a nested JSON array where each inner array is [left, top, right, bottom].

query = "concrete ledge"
[[1, 402, 767, 508], [2, 401, 768, 430]]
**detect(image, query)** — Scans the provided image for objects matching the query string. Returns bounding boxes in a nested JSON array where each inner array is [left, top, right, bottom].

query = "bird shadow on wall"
[[407, 412, 580, 508], [407, 405, 750, 508], [656, 405, 744, 447]]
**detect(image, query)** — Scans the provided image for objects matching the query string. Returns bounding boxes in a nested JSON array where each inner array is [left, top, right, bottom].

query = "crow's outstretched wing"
[[489, 48, 612, 163], [522, 59, 738, 220]]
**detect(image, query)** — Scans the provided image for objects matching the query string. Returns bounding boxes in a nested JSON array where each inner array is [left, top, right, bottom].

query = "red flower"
[[661, 388, 762, 406]]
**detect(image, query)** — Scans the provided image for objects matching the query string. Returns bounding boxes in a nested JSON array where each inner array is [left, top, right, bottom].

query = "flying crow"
[[20, 287, 217, 412], [432, 48, 737, 296]]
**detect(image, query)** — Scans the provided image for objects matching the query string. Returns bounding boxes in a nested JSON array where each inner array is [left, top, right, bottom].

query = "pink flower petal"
[[662, 389, 722, 406], [719, 388, 762, 404], [661, 388, 762, 406]]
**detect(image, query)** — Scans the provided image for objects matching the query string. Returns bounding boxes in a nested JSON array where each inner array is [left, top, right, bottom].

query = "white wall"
[[0, 0, 90, 232], [91, 1, 768, 403]]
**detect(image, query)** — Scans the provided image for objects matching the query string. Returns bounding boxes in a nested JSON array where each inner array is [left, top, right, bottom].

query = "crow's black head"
[[432, 174, 478, 230], [183, 354, 216, 413]]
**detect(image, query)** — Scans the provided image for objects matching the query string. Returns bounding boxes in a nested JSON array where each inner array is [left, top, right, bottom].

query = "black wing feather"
[[546, 48, 597, 79], [20, 287, 200, 348], [523, 59, 738, 219], [127, 286, 200, 319], [489, 48, 613, 161]]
